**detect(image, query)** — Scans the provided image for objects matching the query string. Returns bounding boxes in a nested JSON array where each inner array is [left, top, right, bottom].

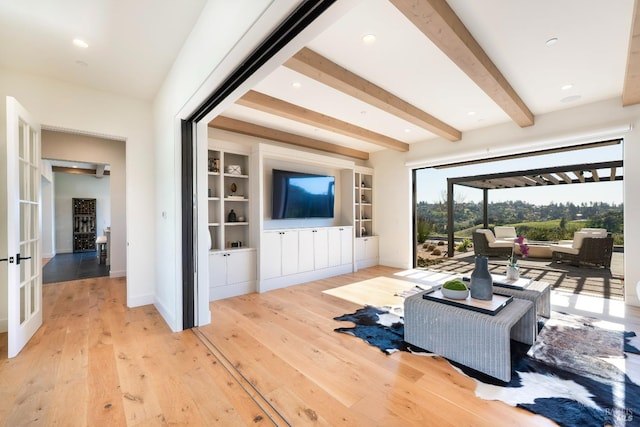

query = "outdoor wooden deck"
[[430, 251, 624, 300]]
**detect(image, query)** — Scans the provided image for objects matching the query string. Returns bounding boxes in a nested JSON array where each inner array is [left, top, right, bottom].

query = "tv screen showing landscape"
[[271, 169, 335, 219]]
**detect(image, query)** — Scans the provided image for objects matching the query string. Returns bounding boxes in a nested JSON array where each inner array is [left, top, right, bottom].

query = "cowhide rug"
[[334, 306, 640, 427]]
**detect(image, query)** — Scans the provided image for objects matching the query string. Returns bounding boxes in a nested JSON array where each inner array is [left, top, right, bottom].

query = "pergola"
[[445, 160, 624, 257]]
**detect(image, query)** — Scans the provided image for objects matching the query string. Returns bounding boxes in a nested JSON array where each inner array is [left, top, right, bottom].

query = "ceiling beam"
[[52, 166, 110, 176], [236, 90, 409, 152], [209, 116, 370, 161], [623, 0, 640, 106], [389, 0, 534, 127], [284, 47, 461, 141]]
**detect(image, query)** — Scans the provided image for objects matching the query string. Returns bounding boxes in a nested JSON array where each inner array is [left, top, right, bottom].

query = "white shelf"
[[224, 173, 248, 179], [225, 222, 249, 226]]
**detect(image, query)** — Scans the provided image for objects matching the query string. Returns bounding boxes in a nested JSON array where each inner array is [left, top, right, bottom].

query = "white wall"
[[52, 173, 111, 254], [0, 67, 155, 308], [152, 0, 300, 331], [371, 97, 640, 306], [41, 160, 55, 258]]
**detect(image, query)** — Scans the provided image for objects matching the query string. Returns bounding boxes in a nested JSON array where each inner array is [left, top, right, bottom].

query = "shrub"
[[456, 238, 472, 252], [417, 218, 434, 243], [432, 248, 442, 256]]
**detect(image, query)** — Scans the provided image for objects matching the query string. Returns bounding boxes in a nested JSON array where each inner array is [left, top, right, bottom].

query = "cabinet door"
[[340, 228, 353, 265], [262, 232, 283, 280], [327, 228, 341, 267], [209, 252, 228, 288], [280, 231, 299, 276], [226, 250, 256, 285], [313, 228, 329, 270], [365, 236, 379, 260], [297, 229, 314, 273]]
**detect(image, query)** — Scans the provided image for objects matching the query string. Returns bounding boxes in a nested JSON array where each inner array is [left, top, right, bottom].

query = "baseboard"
[[42, 251, 56, 259], [258, 264, 352, 293], [109, 269, 126, 278], [154, 297, 180, 332], [127, 293, 154, 308], [0, 318, 7, 333]]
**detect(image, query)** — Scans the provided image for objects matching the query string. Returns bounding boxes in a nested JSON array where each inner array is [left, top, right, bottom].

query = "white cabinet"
[[262, 230, 299, 280], [299, 229, 329, 272], [209, 249, 256, 300], [355, 235, 379, 270], [328, 227, 353, 267], [260, 226, 353, 291]]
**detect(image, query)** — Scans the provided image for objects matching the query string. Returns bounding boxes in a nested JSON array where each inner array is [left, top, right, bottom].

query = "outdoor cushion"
[[494, 226, 517, 240], [549, 243, 580, 255], [580, 228, 607, 238], [476, 229, 514, 248]]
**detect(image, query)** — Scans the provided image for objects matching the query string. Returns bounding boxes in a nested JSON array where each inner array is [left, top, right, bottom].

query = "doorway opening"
[[413, 139, 624, 300]]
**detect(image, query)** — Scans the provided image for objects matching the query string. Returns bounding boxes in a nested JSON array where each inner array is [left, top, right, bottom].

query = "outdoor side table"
[[404, 292, 536, 382]]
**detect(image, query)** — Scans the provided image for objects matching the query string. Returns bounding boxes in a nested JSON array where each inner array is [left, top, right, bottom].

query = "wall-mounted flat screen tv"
[[271, 169, 335, 219]]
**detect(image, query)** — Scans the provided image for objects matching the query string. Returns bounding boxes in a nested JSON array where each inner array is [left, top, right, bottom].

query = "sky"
[[415, 142, 624, 206]]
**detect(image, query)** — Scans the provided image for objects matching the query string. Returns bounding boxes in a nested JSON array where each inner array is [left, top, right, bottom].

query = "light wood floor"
[[0, 277, 274, 425], [3, 267, 639, 426]]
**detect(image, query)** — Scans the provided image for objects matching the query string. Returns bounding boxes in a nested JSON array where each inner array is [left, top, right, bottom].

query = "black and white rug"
[[334, 306, 640, 427]]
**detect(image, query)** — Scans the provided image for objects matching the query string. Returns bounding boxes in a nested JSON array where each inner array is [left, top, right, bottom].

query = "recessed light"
[[73, 38, 89, 48], [467, 111, 476, 116], [404, 128, 411, 133], [291, 82, 301, 89], [561, 84, 573, 91], [362, 34, 376, 44], [545, 37, 558, 46]]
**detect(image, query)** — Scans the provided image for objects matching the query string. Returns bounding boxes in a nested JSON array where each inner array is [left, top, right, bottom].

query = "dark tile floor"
[[43, 251, 109, 284]]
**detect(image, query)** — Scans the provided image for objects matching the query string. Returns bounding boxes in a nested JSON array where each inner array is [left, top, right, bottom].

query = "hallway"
[[43, 252, 109, 284]]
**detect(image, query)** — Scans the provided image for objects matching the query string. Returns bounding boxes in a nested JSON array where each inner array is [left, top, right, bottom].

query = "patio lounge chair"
[[494, 226, 517, 241], [550, 229, 614, 268], [472, 229, 513, 258]]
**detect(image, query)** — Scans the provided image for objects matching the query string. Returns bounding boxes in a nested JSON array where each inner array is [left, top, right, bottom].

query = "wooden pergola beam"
[[623, 0, 640, 106], [209, 116, 370, 161], [237, 90, 409, 152], [284, 47, 461, 141], [390, 0, 534, 127]]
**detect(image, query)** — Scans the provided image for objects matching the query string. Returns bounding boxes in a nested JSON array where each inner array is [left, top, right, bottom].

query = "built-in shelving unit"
[[354, 167, 378, 269], [207, 143, 256, 301], [72, 198, 96, 252], [207, 149, 250, 250], [354, 168, 373, 238]]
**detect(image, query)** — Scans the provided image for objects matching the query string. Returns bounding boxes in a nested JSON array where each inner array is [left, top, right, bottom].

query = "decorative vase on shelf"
[[227, 209, 236, 222], [470, 256, 493, 300], [506, 264, 520, 280]]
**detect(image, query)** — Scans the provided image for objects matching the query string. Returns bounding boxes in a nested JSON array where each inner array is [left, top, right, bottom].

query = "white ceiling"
[[0, 0, 208, 100], [1, 0, 636, 155]]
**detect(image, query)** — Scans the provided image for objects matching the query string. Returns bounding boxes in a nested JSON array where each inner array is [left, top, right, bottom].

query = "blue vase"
[[470, 256, 493, 300]]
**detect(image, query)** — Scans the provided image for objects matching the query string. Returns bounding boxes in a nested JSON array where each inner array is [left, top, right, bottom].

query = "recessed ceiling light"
[[404, 128, 411, 133], [362, 34, 376, 44], [561, 94, 581, 103], [73, 38, 89, 48], [545, 37, 558, 46], [561, 84, 573, 91], [467, 111, 476, 116], [291, 82, 301, 89]]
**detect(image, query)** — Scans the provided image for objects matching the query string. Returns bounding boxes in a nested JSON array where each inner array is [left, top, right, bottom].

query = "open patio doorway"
[[412, 139, 624, 300]]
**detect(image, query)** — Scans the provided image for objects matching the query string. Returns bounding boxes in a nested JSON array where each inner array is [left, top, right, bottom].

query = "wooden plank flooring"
[[2, 266, 639, 425], [199, 266, 558, 426], [0, 277, 273, 426]]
